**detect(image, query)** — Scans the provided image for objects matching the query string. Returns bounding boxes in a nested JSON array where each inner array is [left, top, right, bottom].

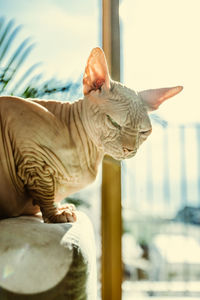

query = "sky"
[[0, 0, 199, 123]]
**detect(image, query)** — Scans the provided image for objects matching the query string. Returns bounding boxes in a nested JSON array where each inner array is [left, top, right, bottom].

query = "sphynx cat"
[[0, 48, 183, 223]]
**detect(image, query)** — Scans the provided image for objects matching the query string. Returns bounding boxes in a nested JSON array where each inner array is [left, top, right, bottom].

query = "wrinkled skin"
[[0, 48, 183, 223]]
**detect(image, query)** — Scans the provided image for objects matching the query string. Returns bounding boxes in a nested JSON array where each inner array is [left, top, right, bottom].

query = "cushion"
[[0, 212, 97, 300]]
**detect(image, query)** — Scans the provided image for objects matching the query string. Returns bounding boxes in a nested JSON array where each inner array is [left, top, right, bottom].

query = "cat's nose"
[[123, 147, 134, 154]]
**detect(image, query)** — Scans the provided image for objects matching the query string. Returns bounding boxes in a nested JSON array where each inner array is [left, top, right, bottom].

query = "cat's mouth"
[[116, 151, 137, 160], [123, 147, 137, 159], [112, 150, 137, 160], [125, 150, 137, 159], [109, 148, 137, 161]]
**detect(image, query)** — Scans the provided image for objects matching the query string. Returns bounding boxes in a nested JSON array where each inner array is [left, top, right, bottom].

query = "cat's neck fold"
[[63, 99, 104, 175]]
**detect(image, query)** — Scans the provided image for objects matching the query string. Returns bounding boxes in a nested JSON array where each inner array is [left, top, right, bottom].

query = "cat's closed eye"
[[140, 129, 152, 137], [106, 114, 121, 130]]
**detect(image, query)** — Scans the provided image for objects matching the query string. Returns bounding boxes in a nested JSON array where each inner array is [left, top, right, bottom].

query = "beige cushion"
[[0, 212, 97, 300]]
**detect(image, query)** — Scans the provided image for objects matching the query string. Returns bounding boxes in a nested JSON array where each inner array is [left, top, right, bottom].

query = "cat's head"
[[82, 47, 183, 160]]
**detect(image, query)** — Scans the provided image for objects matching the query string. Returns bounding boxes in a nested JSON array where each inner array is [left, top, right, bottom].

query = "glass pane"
[[120, 0, 200, 299]]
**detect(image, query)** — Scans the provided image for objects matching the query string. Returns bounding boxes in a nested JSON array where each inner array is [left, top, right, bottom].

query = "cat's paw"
[[43, 204, 77, 223], [58, 204, 77, 222]]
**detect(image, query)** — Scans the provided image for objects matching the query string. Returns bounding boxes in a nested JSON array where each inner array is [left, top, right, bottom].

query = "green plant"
[[0, 17, 81, 99]]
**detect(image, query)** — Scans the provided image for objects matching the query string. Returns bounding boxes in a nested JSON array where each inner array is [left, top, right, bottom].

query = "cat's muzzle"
[[123, 147, 137, 159]]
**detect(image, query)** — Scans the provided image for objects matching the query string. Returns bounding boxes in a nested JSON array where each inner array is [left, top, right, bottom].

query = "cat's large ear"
[[83, 47, 111, 95], [139, 86, 183, 111]]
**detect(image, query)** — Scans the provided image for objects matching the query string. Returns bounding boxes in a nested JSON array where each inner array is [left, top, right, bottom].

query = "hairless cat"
[[0, 48, 183, 223]]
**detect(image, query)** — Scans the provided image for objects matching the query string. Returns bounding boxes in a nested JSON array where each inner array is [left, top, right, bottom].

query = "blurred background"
[[1, 0, 200, 299]]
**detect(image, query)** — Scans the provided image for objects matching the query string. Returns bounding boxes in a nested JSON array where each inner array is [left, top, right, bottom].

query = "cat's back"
[[0, 95, 57, 126], [0, 95, 68, 148]]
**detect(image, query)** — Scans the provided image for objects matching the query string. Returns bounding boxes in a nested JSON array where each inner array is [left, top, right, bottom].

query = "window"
[[121, 1, 200, 299]]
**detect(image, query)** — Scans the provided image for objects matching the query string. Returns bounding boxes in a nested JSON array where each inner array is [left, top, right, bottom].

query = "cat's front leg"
[[36, 199, 77, 223], [49, 203, 77, 223], [25, 177, 77, 223], [17, 156, 77, 223]]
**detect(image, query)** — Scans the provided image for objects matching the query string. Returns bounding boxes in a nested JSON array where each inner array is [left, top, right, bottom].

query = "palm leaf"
[[0, 17, 81, 101], [10, 62, 41, 94], [0, 24, 22, 64], [0, 17, 5, 31], [0, 19, 14, 50], [6, 38, 31, 69], [1, 43, 35, 92]]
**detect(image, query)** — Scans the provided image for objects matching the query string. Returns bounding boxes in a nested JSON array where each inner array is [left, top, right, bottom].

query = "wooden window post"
[[101, 1, 122, 300]]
